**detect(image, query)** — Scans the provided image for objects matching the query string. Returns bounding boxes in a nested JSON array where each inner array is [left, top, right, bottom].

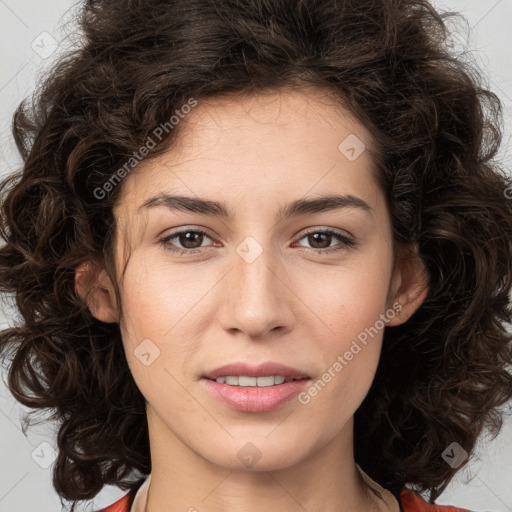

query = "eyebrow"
[[139, 193, 373, 220]]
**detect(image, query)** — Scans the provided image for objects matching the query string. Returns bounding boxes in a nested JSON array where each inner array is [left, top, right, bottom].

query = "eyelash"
[[159, 227, 356, 256]]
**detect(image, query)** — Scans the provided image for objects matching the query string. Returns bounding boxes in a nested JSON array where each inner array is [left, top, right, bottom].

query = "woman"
[[1, 1, 511, 511]]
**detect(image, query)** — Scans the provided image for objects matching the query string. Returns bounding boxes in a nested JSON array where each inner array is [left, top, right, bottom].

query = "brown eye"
[[160, 229, 214, 254], [295, 229, 356, 253]]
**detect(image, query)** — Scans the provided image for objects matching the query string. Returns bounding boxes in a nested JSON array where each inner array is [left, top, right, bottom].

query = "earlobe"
[[386, 245, 429, 327], [74, 261, 119, 323]]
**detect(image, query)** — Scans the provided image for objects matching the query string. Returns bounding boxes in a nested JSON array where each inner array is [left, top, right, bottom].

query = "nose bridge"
[[220, 234, 291, 336]]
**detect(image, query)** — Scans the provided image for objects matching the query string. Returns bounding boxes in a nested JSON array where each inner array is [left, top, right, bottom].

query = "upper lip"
[[202, 362, 310, 380]]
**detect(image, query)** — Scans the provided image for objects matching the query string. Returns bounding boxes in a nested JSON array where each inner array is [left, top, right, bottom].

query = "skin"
[[76, 87, 428, 512]]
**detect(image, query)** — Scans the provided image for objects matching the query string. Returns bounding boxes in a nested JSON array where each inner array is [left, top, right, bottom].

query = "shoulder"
[[95, 491, 134, 512], [400, 489, 473, 512], [95, 479, 144, 512]]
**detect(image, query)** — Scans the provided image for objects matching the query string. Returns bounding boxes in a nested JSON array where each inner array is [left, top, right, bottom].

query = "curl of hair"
[[1, 0, 512, 508]]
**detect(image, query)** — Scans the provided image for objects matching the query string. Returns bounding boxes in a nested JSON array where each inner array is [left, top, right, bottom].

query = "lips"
[[202, 378, 310, 412], [202, 361, 310, 381]]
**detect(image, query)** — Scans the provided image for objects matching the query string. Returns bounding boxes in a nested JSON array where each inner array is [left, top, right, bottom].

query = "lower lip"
[[202, 378, 310, 413]]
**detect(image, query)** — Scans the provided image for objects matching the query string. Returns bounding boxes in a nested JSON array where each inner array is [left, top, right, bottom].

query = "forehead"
[[174, 88, 371, 156], [114, 88, 381, 218]]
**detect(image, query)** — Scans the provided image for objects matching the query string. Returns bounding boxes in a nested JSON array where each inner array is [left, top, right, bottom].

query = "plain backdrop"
[[0, 1, 511, 511]]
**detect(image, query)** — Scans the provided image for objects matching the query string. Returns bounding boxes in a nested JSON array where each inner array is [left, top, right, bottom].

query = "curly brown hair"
[[1, 0, 512, 509]]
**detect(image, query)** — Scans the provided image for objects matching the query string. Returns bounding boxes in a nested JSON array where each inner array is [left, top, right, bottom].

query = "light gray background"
[[1, 1, 511, 511]]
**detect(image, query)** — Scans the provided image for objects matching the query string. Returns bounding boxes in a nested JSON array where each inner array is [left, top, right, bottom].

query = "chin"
[[196, 434, 315, 472]]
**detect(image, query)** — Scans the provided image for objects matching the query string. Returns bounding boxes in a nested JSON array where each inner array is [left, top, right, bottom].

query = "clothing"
[[95, 468, 472, 512]]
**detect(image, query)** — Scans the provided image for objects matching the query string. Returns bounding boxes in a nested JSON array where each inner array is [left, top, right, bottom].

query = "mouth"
[[201, 361, 311, 384], [200, 361, 311, 411], [201, 373, 311, 413], [204, 375, 310, 387]]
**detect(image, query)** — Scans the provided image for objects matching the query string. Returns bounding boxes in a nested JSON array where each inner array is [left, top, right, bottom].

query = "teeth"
[[214, 375, 288, 386]]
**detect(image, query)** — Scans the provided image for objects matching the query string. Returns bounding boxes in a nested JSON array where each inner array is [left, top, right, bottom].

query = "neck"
[[142, 405, 382, 512]]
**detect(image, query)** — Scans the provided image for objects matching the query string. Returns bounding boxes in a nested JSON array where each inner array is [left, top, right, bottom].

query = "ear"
[[74, 261, 119, 323], [385, 244, 429, 326]]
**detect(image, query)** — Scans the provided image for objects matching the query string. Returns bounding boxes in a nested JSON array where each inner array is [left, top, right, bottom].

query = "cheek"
[[297, 293, 387, 431], [117, 259, 190, 394], [301, 253, 392, 341], [119, 254, 205, 339], [296, 256, 392, 404]]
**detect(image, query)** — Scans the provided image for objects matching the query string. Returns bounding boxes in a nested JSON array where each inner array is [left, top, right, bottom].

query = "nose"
[[218, 240, 295, 339]]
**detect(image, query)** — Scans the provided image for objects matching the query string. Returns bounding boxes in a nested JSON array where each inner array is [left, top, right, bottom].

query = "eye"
[[293, 228, 356, 254], [159, 227, 356, 256], [159, 228, 216, 255]]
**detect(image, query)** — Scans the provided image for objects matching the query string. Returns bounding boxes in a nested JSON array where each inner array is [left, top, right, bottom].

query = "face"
[[89, 88, 421, 473]]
